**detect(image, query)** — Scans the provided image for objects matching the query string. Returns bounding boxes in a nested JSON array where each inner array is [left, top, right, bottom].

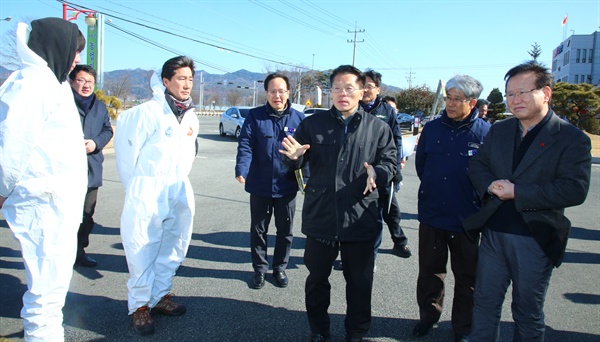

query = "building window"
[[552, 59, 557, 71], [562, 76, 568, 82], [582, 49, 587, 63], [576, 49, 581, 63], [564, 51, 570, 65], [575, 75, 579, 83], [590, 49, 593, 63]]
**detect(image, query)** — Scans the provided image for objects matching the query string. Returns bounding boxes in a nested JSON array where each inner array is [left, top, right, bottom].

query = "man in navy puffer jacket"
[[235, 73, 305, 290], [413, 75, 490, 342]]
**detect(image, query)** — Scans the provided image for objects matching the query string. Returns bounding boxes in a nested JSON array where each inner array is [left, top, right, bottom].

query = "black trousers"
[[77, 187, 98, 257], [416, 223, 479, 336], [305, 236, 375, 339], [249, 193, 295, 273], [379, 193, 408, 246]]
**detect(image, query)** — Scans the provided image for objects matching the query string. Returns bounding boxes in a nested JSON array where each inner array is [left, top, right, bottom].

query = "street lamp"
[[62, 3, 105, 90], [63, 3, 96, 26], [1, 17, 11, 22]]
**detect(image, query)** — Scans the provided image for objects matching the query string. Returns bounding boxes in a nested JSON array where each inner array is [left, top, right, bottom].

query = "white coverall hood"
[[0, 21, 87, 341]]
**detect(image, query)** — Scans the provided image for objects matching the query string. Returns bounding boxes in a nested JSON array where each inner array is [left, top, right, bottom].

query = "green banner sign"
[[87, 24, 98, 71]]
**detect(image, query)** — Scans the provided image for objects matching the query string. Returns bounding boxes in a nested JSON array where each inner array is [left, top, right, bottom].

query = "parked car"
[[219, 106, 252, 139], [303, 108, 329, 117], [397, 113, 414, 131]]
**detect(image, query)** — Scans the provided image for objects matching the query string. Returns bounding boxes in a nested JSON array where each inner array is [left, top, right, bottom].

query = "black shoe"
[[75, 254, 98, 268], [454, 334, 469, 342], [273, 270, 288, 288], [346, 337, 363, 342], [252, 272, 265, 289], [310, 333, 330, 342], [392, 244, 412, 258], [412, 321, 433, 337]]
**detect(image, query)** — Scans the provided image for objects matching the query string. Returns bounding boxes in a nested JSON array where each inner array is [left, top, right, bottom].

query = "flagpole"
[[562, 13, 568, 40]]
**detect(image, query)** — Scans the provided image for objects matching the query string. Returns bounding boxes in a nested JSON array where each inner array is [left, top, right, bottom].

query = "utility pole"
[[406, 68, 416, 88], [347, 21, 364, 66], [198, 72, 204, 112]]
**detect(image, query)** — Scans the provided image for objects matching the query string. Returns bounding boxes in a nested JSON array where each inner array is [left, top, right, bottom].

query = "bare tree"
[[104, 74, 132, 106], [226, 89, 242, 107], [1, 21, 23, 70], [208, 93, 220, 110]]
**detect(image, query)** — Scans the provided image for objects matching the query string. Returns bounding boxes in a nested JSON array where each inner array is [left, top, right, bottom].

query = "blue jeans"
[[470, 229, 553, 341]]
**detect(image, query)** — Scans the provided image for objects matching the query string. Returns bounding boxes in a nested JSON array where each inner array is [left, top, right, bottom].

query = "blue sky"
[[1, 0, 598, 97]]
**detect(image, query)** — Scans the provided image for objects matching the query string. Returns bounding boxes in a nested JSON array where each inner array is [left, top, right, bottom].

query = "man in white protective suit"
[[114, 55, 199, 336], [0, 18, 87, 341]]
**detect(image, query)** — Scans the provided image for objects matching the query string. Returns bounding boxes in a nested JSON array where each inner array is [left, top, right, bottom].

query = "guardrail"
[[196, 110, 223, 116]]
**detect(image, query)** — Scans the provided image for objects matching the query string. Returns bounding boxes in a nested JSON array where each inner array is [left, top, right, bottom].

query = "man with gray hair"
[[413, 75, 490, 341]]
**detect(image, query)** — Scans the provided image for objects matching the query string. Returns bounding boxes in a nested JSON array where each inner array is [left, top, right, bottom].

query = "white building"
[[552, 31, 599, 85]]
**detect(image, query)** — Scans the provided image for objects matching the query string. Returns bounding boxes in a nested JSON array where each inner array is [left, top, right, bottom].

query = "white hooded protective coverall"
[[114, 70, 198, 314], [0, 23, 87, 341]]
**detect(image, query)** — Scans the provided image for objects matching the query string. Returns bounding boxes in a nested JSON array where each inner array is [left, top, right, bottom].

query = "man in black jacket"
[[69, 64, 114, 268], [467, 61, 591, 341], [280, 65, 396, 342], [361, 69, 411, 259]]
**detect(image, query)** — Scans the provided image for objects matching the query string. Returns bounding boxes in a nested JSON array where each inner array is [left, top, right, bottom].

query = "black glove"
[[393, 172, 403, 183]]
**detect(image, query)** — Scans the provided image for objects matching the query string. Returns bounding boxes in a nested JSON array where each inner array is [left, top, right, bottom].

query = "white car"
[[219, 106, 253, 139], [303, 108, 329, 117]]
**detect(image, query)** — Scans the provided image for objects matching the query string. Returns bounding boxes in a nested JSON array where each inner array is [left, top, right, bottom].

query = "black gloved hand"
[[393, 172, 403, 183]]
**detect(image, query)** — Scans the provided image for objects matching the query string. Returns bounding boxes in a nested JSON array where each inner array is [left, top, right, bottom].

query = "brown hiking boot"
[[152, 294, 186, 316], [132, 306, 154, 335]]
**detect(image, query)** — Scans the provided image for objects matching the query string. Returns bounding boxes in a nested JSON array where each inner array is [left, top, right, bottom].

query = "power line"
[[59, 0, 311, 70], [300, 0, 355, 29], [105, 22, 234, 73], [100, 0, 303, 66], [248, 0, 340, 38]]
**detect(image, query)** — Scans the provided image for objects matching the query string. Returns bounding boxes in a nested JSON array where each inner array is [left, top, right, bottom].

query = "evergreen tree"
[[528, 42, 542, 62], [486, 88, 506, 121]]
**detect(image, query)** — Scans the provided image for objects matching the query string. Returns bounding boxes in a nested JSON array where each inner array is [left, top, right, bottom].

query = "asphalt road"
[[1, 116, 599, 342]]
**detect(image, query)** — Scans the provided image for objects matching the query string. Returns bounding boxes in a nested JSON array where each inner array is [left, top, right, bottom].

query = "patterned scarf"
[[165, 90, 194, 123]]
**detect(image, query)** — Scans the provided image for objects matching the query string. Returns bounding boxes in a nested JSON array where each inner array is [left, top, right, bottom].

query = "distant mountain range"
[[1, 66, 401, 100], [0, 65, 267, 100]]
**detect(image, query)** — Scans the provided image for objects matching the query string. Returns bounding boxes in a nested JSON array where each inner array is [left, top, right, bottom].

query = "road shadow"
[[569, 226, 600, 241], [192, 231, 306, 250], [197, 133, 237, 142], [562, 250, 600, 265], [401, 212, 419, 221], [563, 293, 600, 305]]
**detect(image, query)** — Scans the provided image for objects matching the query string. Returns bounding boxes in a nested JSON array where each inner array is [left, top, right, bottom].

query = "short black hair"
[[264, 73, 290, 91], [382, 95, 396, 104], [161, 56, 195, 80], [475, 99, 489, 108], [363, 69, 382, 86], [504, 61, 554, 91], [69, 64, 97, 82], [330, 65, 365, 88]]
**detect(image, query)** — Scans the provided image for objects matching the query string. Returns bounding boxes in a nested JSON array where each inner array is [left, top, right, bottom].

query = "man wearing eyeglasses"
[[280, 65, 396, 342], [235, 73, 305, 290], [413, 75, 490, 342], [69, 64, 114, 268], [466, 61, 591, 341], [360, 70, 412, 261]]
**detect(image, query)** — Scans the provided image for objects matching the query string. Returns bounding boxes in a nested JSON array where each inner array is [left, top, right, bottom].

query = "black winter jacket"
[[76, 93, 114, 188], [286, 107, 397, 242]]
